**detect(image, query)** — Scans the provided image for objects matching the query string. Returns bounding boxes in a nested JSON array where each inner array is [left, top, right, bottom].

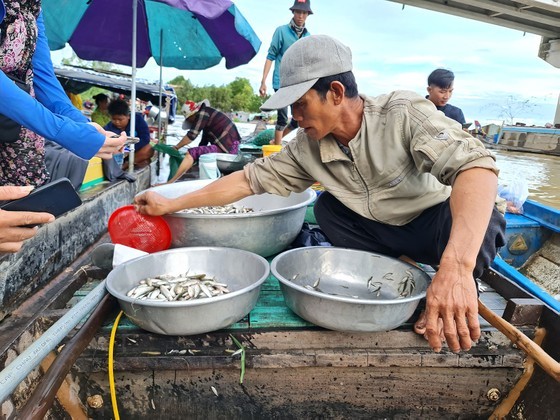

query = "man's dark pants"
[[314, 192, 506, 279], [274, 88, 299, 132]]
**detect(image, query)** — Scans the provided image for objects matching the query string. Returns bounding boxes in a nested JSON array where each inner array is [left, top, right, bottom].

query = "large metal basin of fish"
[[106, 247, 270, 335], [271, 247, 430, 332], [147, 179, 316, 257]]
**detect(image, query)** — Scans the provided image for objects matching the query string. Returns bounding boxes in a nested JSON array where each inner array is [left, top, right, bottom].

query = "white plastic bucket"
[[199, 154, 219, 179]]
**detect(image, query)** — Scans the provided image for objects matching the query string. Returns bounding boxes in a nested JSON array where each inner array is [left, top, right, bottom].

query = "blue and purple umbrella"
[[42, 0, 261, 171], [42, 0, 261, 70]]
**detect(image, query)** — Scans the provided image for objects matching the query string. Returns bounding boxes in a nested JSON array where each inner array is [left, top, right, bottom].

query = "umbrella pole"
[[128, 0, 138, 174], [158, 30, 164, 144], [154, 30, 165, 179]]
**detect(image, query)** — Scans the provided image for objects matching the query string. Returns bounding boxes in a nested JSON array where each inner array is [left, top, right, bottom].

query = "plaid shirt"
[[187, 104, 240, 153]]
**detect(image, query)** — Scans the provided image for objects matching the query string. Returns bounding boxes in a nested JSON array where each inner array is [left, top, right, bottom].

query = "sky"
[[50, 0, 560, 127]]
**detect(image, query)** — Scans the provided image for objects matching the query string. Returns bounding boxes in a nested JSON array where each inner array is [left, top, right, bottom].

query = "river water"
[[493, 150, 560, 210], [165, 119, 560, 210]]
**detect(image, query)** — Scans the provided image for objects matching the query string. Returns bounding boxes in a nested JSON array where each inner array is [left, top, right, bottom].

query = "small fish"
[[382, 272, 394, 281], [367, 277, 382, 296], [126, 270, 231, 302], [180, 205, 254, 215], [211, 386, 219, 397], [397, 270, 415, 297]]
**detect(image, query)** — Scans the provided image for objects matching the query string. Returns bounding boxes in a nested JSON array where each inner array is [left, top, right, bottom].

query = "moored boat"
[[493, 199, 560, 313], [1, 178, 560, 419], [479, 125, 560, 157]]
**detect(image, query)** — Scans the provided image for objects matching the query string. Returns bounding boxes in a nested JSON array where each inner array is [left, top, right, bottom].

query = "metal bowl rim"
[[216, 154, 242, 163], [165, 188, 316, 218], [270, 246, 429, 305], [106, 247, 270, 308]]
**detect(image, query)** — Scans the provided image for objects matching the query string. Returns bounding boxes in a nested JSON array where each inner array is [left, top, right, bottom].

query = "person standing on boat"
[[162, 100, 240, 184], [135, 35, 507, 354], [91, 93, 111, 127], [105, 99, 153, 169], [0, 0, 126, 187], [426, 68, 466, 125], [259, 0, 312, 146]]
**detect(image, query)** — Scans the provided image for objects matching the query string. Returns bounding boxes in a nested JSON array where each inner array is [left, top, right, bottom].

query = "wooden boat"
[[1, 178, 559, 418], [479, 125, 560, 157], [493, 199, 560, 313]]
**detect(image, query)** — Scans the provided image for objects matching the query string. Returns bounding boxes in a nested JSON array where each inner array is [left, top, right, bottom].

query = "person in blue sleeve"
[[426, 68, 466, 125], [259, 0, 312, 146], [0, 0, 126, 187], [105, 99, 154, 170]]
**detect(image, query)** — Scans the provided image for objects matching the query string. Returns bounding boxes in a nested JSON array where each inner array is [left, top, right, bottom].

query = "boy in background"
[[426, 68, 466, 125]]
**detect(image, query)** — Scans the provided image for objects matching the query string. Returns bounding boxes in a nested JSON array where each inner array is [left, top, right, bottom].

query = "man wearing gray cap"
[[135, 35, 506, 355]]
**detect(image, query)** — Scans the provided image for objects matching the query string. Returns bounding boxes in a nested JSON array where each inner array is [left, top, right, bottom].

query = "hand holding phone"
[[124, 136, 140, 145], [0, 186, 56, 252], [0, 178, 82, 220]]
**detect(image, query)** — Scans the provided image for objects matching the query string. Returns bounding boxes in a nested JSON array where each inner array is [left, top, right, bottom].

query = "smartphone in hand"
[[0, 178, 82, 220]]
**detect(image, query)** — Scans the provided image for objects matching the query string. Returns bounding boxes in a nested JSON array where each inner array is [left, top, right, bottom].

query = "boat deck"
[[2, 190, 548, 419], [60, 253, 527, 419], [70, 261, 508, 334]]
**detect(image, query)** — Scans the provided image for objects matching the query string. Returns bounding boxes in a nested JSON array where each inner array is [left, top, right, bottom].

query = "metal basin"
[[147, 180, 316, 257], [106, 247, 270, 335], [215, 153, 256, 175], [271, 247, 430, 332]]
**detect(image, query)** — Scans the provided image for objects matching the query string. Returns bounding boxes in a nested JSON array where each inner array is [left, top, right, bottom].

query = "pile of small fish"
[[179, 204, 254, 215], [126, 273, 230, 301]]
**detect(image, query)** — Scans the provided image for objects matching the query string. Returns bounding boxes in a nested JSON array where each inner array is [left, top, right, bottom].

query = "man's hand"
[[259, 81, 267, 98], [134, 190, 174, 216], [0, 186, 55, 253], [422, 259, 480, 353]]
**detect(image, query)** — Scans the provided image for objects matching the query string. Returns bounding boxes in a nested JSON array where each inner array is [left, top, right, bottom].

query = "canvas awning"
[[54, 66, 176, 104]]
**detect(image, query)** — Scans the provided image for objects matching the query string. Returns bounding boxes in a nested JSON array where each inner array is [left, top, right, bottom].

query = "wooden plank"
[[73, 365, 522, 419]]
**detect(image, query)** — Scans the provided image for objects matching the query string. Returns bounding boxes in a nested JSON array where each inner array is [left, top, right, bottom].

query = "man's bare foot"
[[414, 310, 445, 344], [414, 310, 427, 336]]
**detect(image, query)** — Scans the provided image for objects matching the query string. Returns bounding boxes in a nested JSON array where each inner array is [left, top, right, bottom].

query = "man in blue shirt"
[[426, 69, 466, 125], [259, 0, 313, 145], [105, 99, 153, 169]]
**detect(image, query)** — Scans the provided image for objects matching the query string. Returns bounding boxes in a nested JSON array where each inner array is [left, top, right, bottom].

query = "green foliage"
[[170, 76, 265, 113], [62, 54, 266, 113], [61, 53, 120, 73]]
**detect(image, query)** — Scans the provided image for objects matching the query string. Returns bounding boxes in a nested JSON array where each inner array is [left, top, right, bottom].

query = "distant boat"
[[478, 123, 560, 156]]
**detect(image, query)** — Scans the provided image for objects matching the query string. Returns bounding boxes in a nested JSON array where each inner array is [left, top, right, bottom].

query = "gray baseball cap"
[[261, 35, 353, 111]]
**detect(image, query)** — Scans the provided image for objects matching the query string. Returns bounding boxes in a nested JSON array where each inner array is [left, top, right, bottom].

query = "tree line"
[[60, 55, 268, 113], [169, 76, 266, 113]]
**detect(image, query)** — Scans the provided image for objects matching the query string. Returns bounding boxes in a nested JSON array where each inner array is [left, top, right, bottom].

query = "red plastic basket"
[[108, 205, 172, 253]]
